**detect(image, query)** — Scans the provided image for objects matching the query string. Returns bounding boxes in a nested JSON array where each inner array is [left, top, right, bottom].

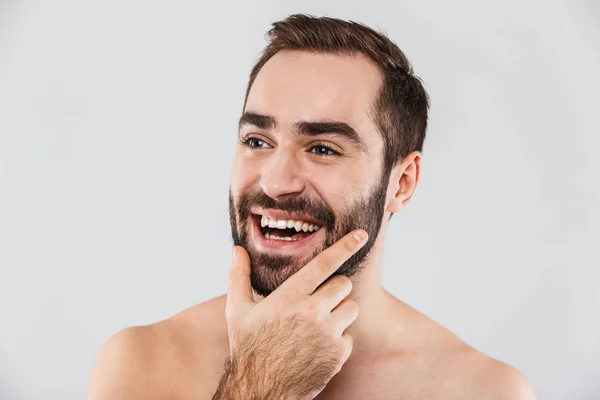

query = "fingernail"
[[353, 230, 368, 243], [232, 247, 237, 260]]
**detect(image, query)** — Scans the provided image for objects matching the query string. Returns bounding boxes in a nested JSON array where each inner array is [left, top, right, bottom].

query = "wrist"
[[212, 357, 251, 400]]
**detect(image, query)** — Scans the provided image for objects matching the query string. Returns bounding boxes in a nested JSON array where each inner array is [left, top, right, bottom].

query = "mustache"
[[235, 187, 336, 229]]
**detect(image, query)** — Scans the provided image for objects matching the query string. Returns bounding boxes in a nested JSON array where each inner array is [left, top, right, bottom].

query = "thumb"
[[226, 246, 254, 318]]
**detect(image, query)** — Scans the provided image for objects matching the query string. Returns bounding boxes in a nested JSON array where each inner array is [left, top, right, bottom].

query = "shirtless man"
[[86, 14, 536, 400]]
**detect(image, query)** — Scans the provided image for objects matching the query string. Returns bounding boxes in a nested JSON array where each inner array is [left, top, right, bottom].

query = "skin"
[[86, 50, 537, 399], [213, 231, 369, 399]]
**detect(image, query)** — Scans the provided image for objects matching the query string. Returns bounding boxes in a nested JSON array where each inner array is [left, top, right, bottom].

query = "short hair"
[[243, 14, 430, 177]]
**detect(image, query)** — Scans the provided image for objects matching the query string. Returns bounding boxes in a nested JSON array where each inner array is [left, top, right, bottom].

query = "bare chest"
[[167, 321, 471, 400], [307, 354, 474, 400], [313, 370, 470, 400], [196, 355, 468, 400]]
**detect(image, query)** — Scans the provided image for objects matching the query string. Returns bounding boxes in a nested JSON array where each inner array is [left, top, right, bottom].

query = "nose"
[[259, 150, 305, 201]]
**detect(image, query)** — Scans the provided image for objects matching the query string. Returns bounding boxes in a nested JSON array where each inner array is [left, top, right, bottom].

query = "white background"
[[1, 1, 599, 399]]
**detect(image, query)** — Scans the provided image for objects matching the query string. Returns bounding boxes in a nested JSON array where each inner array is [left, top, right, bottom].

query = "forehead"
[[245, 50, 383, 143]]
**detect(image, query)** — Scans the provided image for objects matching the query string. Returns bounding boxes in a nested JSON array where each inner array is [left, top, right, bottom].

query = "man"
[[86, 14, 536, 399]]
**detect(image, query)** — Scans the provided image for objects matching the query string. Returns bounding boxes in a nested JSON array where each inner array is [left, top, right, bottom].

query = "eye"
[[240, 136, 271, 149], [310, 144, 339, 157], [249, 138, 269, 148]]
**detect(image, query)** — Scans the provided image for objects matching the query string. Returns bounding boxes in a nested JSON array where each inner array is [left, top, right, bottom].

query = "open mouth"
[[251, 213, 321, 242]]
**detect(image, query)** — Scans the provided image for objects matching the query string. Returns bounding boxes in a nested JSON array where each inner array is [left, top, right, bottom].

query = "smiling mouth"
[[252, 214, 321, 241]]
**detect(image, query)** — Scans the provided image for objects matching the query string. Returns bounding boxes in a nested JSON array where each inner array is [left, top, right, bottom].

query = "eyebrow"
[[238, 112, 367, 152], [238, 112, 277, 131]]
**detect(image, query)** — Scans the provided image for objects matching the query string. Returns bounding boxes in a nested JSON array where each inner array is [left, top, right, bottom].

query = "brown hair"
[[242, 14, 430, 177]]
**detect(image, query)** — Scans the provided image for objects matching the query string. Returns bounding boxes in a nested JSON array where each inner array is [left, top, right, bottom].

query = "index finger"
[[282, 229, 368, 296]]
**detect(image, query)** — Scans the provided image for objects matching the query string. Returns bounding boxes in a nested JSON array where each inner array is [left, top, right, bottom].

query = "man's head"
[[229, 14, 430, 297]]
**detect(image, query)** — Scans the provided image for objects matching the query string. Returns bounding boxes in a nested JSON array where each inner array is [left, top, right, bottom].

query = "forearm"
[[211, 357, 288, 400], [211, 357, 257, 400], [211, 368, 243, 400]]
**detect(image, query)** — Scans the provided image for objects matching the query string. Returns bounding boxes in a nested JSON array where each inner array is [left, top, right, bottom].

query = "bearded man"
[[87, 14, 536, 400]]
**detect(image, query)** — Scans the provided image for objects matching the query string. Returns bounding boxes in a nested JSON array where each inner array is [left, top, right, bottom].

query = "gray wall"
[[1, 1, 598, 399]]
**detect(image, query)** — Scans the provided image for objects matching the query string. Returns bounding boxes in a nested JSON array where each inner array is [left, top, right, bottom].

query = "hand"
[[213, 229, 369, 400]]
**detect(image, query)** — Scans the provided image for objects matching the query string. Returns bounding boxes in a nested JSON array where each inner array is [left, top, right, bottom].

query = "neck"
[[251, 220, 408, 358], [340, 225, 400, 358]]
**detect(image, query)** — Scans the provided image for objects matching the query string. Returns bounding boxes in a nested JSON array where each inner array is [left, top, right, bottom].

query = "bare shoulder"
[[430, 337, 536, 400], [86, 295, 229, 400], [85, 323, 166, 400], [462, 349, 537, 400], [393, 302, 536, 400]]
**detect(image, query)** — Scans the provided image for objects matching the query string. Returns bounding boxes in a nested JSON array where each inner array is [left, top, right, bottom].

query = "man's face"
[[230, 50, 390, 297]]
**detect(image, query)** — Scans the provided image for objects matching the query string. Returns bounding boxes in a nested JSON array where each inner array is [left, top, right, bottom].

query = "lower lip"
[[250, 215, 323, 253]]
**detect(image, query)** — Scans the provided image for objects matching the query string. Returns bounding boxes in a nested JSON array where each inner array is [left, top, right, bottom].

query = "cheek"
[[311, 164, 366, 190], [311, 177, 349, 211], [312, 167, 374, 210]]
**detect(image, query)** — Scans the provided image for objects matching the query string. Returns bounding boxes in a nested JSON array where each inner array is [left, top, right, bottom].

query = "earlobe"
[[386, 151, 421, 214]]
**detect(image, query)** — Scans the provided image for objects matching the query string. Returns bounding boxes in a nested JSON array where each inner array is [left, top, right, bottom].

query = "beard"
[[229, 176, 388, 298]]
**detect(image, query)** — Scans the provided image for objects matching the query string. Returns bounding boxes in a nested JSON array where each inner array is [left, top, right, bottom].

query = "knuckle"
[[299, 269, 315, 287], [346, 302, 359, 319], [336, 336, 349, 353], [326, 277, 351, 295], [227, 276, 237, 289], [294, 310, 318, 329], [344, 298, 358, 310], [227, 269, 236, 283], [343, 335, 353, 353], [314, 258, 331, 274], [337, 276, 353, 290], [228, 268, 243, 284], [344, 298, 358, 308], [326, 279, 348, 296], [335, 298, 358, 319], [348, 304, 359, 318], [342, 236, 356, 252], [301, 302, 320, 320], [330, 336, 348, 358]]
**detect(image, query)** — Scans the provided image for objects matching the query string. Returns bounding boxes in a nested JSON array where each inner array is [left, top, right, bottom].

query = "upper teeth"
[[261, 215, 320, 232]]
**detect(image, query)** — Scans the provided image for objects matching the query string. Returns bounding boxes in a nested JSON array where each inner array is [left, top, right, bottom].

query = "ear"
[[386, 151, 421, 214]]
